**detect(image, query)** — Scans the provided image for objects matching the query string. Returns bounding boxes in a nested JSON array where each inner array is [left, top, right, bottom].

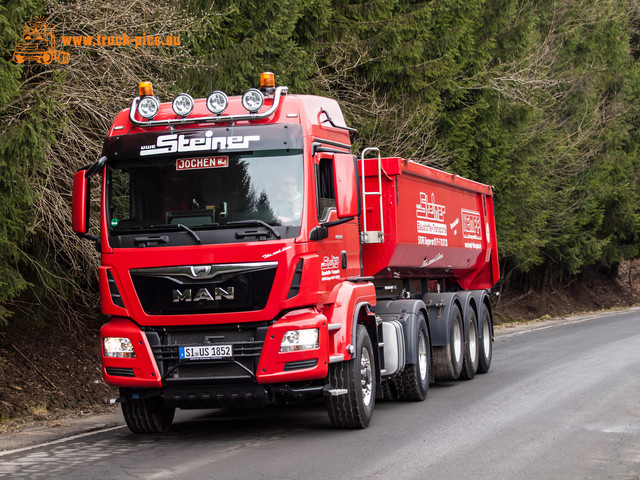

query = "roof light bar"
[[129, 86, 289, 127]]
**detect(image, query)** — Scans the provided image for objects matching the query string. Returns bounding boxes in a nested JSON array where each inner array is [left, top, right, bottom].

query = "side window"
[[108, 168, 131, 223], [316, 158, 336, 221]]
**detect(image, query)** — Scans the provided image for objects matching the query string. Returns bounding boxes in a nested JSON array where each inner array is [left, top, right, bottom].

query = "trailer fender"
[[423, 292, 464, 347], [371, 299, 427, 366], [458, 291, 476, 346]]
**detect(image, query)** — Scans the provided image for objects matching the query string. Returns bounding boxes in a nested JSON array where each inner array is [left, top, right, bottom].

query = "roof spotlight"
[[206, 91, 228, 115], [242, 88, 264, 113], [172, 93, 194, 117], [137, 96, 159, 119]]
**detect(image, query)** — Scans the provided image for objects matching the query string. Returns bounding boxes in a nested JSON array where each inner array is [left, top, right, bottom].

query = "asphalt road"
[[1, 308, 639, 479]]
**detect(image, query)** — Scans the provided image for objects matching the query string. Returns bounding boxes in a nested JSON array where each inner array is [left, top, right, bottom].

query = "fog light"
[[280, 328, 319, 352], [206, 91, 228, 114], [103, 337, 136, 358], [172, 93, 194, 117], [137, 96, 159, 119], [242, 88, 264, 113]]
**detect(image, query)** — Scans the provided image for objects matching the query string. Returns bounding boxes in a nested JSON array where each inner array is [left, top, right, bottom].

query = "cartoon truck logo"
[[12, 20, 69, 65]]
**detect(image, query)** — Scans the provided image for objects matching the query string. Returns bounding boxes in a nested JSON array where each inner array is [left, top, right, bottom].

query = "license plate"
[[179, 345, 232, 360]]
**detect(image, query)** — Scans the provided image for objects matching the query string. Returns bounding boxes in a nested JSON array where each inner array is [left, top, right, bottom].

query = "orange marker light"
[[260, 72, 275, 89], [138, 81, 154, 97]]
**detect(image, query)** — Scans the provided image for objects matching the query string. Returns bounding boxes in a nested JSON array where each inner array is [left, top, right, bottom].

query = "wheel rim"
[[418, 330, 428, 381], [453, 318, 462, 363], [469, 319, 477, 361], [482, 318, 491, 358], [360, 347, 373, 406]]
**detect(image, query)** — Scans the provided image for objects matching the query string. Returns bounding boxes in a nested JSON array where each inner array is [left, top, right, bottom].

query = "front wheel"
[[326, 325, 376, 428], [120, 389, 175, 434], [393, 313, 430, 401]]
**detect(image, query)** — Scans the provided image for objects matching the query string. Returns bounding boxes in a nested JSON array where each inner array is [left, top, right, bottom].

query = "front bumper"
[[101, 309, 330, 389]]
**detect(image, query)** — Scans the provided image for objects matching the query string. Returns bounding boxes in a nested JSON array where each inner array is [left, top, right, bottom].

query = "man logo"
[[190, 265, 212, 278], [172, 287, 235, 303]]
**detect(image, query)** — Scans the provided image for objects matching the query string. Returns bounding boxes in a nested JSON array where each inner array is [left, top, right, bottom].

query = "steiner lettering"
[[140, 132, 260, 156]]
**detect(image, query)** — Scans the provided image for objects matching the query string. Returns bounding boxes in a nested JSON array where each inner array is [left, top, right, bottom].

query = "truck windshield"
[[107, 149, 303, 233]]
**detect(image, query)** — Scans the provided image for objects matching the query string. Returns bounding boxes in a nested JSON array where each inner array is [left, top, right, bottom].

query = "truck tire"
[[380, 380, 397, 401], [120, 389, 175, 434], [325, 325, 376, 428], [478, 309, 493, 374], [433, 305, 464, 381], [460, 307, 479, 380], [393, 314, 430, 401]]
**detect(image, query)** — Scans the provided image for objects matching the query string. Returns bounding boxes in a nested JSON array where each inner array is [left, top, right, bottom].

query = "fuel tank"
[[359, 157, 499, 290]]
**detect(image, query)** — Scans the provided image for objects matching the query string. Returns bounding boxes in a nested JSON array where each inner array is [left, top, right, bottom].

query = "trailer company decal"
[[321, 255, 340, 281], [416, 192, 448, 246], [461, 209, 482, 240], [460, 209, 482, 250], [140, 131, 260, 156], [176, 156, 228, 171]]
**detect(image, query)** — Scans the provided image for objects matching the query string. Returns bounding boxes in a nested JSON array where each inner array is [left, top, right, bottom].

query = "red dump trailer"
[[72, 72, 499, 432]]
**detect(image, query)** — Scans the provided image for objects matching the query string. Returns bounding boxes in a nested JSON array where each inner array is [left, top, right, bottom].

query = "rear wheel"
[[326, 325, 376, 428], [393, 314, 430, 401], [120, 389, 175, 433], [433, 305, 464, 381], [478, 308, 493, 374], [460, 308, 479, 380]]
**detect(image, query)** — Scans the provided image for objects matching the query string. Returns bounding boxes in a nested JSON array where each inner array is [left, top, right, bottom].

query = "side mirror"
[[72, 169, 90, 234], [333, 153, 358, 218]]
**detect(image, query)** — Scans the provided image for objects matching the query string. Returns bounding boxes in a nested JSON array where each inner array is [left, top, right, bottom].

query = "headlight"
[[137, 96, 159, 119], [280, 328, 319, 352], [241, 88, 264, 113], [172, 93, 194, 117], [206, 91, 228, 115], [103, 337, 136, 358]]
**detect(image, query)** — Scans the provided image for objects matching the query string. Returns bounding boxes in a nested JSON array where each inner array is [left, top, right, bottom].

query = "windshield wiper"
[[226, 220, 281, 240], [174, 224, 202, 243], [140, 223, 202, 244]]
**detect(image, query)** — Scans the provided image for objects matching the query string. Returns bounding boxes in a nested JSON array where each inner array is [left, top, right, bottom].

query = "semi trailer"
[[72, 72, 499, 432]]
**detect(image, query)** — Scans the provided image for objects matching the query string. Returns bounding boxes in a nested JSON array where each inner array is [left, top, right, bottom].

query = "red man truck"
[[72, 73, 499, 433]]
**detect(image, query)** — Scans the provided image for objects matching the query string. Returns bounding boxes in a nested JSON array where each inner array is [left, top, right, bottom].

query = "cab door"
[[313, 154, 362, 294]]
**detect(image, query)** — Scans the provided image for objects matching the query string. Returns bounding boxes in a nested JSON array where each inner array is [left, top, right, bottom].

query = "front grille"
[[152, 341, 263, 361], [145, 323, 270, 384], [131, 262, 278, 315]]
